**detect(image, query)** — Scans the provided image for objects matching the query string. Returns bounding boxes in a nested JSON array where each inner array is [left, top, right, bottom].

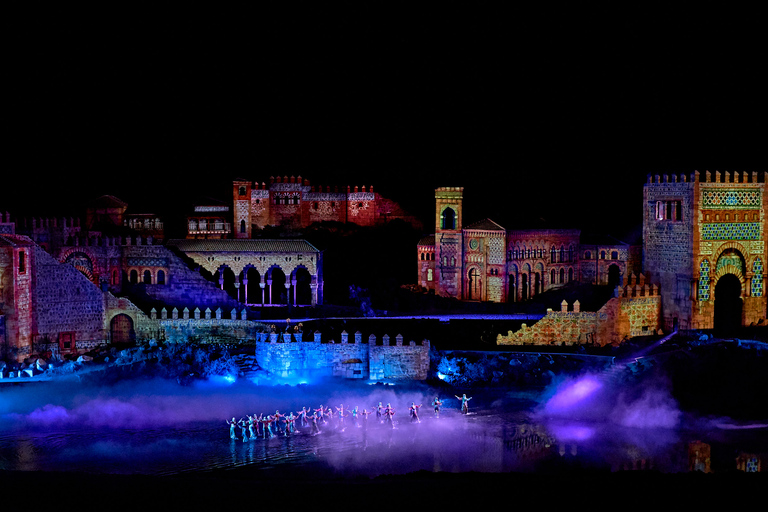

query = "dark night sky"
[[4, 8, 766, 241]]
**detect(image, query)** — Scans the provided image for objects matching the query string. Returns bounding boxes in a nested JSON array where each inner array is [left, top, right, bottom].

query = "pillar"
[[310, 283, 318, 306]]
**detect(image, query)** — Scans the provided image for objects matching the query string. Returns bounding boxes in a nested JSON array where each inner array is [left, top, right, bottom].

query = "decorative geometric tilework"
[[752, 258, 763, 297], [127, 257, 169, 267], [488, 237, 505, 265], [701, 223, 761, 240], [699, 259, 710, 301], [702, 189, 761, 209]]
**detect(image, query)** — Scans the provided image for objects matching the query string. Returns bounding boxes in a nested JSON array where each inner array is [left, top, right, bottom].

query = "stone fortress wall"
[[161, 317, 430, 381], [497, 273, 662, 347]]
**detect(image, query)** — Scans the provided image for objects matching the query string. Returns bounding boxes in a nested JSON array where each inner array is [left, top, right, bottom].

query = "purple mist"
[[542, 375, 603, 416]]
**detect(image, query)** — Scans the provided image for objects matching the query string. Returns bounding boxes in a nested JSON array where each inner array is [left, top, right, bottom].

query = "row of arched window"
[[507, 245, 576, 263], [420, 252, 435, 261], [128, 268, 167, 285], [188, 219, 230, 231], [583, 250, 620, 260]]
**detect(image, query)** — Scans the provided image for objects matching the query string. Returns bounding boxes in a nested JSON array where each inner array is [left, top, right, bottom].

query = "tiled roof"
[[464, 218, 505, 231], [417, 234, 435, 246], [167, 239, 320, 253], [0, 234, 36, 247]]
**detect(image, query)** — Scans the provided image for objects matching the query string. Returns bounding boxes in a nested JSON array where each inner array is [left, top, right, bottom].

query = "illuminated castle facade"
[[644, 170, 768, 332], [418, 187, 639, 303], [232, 175, 422, 236]]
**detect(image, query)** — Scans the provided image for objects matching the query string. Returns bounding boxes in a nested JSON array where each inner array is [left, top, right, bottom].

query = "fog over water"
[[1, 370, 766, 477]]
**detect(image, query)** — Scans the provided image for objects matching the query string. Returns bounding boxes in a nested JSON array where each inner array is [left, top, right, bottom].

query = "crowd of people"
[[225, 394, 473, 441]]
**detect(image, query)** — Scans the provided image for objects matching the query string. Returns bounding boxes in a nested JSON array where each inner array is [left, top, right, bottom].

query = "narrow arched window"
[[441, 207, 456, 230], [157, 270, 166, 285]]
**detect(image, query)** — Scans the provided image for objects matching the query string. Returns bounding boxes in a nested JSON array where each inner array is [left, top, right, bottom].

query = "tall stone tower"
[[435, 187, 464, 298], [233, 180, 252, 239]]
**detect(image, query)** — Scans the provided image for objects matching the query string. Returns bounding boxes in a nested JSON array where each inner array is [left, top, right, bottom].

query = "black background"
[[4, 7, 766, 240]]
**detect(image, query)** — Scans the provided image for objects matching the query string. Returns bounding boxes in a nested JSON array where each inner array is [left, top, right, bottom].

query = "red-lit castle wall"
[[234, 176, 421, 236]]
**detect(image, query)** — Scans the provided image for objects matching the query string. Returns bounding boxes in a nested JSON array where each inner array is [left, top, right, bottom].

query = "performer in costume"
[[247, 415, 258, 440], [409, 402, 423, 423], [455, 394, 473, 414], [336, 404, 349, 429], [227, 417, 238, 440], [360, 408, 372, 428], [308, 412, 321, 435], [285, 412, 298, 435], [297, 407, 310, 428], [273, 410, 285, 434], [432, 397, 443, 418], [314, 405, 328, 424], [383, 403, 395, 428], [238, 417, 249, 442], [261, 415, 275, 439]]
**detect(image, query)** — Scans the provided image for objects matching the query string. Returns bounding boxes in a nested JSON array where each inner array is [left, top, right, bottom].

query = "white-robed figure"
[[227, 417, 238, 440], [455, 394, 472, 414], [238, 418, 249, 442], [247, 415, 258, 440]]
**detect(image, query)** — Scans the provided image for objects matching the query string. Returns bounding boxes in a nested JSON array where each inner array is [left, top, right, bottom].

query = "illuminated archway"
[[714, 273, 742, 333], [110, 314, 135, 344]]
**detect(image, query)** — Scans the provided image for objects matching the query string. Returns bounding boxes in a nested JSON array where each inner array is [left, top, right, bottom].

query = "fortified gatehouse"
[[644, 171, 768, 331]]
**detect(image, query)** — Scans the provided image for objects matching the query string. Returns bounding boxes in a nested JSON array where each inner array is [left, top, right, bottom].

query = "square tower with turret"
[[434, 187, 464, 298]]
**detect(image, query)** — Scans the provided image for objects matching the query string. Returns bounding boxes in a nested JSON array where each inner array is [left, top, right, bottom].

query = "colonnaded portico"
[[167, 239, 323, 307]]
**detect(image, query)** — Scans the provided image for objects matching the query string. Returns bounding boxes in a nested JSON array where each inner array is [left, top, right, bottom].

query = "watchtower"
[[435, 187, 463, 298]]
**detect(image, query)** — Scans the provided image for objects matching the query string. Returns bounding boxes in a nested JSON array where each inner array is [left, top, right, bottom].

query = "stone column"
[[242, 276, 248, 304], [260, 282, 266, 306], [310, 283, 318, 306], [284, 282, 291, 305], [266, 279, 272, 305]]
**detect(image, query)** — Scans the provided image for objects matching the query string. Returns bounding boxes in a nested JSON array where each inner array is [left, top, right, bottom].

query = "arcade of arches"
[[166, 239, 323, 307]]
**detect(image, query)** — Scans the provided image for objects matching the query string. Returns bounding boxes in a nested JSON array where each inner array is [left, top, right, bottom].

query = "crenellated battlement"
[[17, 216, 82, 230], [647, 170, 768, 185]]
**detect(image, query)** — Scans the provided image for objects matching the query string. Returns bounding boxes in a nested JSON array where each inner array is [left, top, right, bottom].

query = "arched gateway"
[[166, 239, 323, 307]]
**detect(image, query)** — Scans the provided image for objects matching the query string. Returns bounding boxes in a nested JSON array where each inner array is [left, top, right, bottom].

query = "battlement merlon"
[[435, 187, 464, 199], [647, 171, 768, 185]]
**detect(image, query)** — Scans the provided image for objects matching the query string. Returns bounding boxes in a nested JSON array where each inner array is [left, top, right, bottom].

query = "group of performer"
[[225, 393, 473, 441]]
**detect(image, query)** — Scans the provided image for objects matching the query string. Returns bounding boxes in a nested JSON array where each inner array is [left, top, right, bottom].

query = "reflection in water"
[[0, 379, 766, 477]]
